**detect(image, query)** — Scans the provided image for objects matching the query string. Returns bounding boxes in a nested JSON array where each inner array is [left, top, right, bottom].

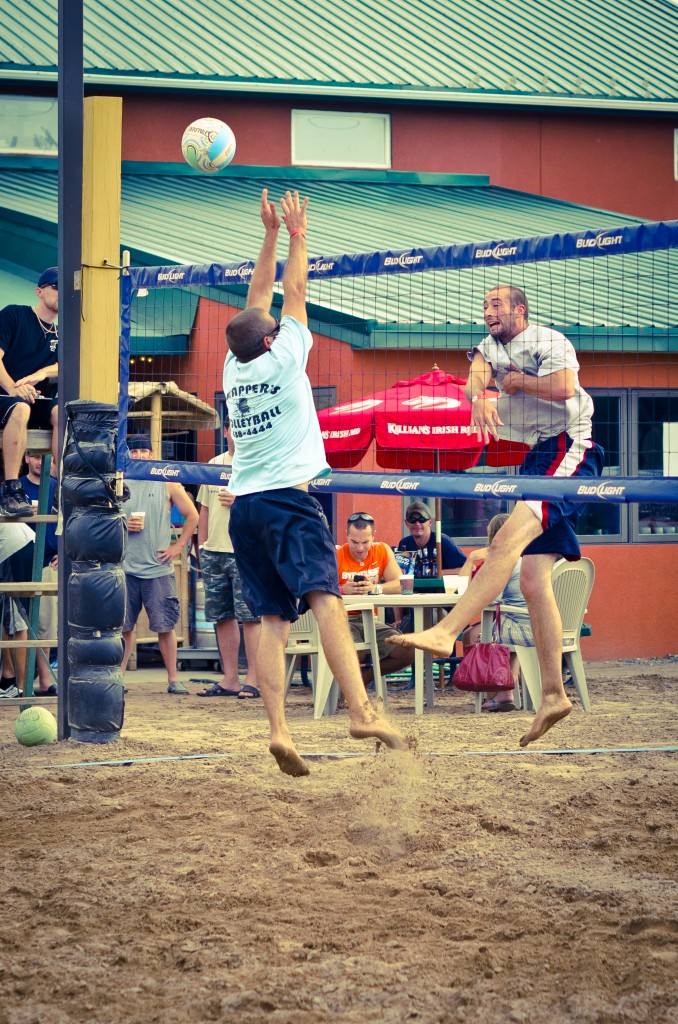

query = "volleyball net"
[[118, 218, 678, 513]]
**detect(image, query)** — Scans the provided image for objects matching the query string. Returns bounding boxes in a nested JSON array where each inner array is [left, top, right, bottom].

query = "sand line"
[[1, 744, 677, 772]]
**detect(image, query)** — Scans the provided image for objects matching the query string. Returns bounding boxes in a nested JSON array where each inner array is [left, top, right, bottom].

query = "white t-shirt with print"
[[223, 315, 330, 495], [474, 324, 594, 447]]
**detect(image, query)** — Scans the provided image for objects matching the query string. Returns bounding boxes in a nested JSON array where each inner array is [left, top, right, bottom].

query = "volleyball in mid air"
[[181, 117, 236, 174]]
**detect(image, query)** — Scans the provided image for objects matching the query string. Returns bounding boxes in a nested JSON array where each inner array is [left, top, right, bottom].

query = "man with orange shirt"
[[336, 512, 413, 685]]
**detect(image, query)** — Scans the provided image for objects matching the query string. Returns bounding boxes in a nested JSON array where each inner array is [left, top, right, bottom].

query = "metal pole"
[[57, 0, 84, 740]]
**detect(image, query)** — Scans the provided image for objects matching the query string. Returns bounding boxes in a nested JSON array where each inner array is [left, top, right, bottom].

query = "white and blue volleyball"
[[181, 117, 236, 174]]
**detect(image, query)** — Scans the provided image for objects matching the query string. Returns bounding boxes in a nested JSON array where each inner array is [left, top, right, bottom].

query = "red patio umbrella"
[[318, 368, 489, 575], [317, 368, 485, 473]]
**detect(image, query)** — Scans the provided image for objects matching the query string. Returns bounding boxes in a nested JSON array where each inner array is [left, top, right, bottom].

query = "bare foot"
[[519, 695, 573, 747], [385, 626, 454, 659], [269, 742, 311, 777], [349, 703, 409, 751]]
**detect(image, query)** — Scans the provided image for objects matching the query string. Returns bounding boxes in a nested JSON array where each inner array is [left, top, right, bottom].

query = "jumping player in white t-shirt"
[[223, 189, 407, 777], [388, 284, 603, 747]]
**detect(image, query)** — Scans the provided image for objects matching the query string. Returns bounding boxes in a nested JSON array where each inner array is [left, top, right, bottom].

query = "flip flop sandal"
[[237, 685, 260, 700], [196, 683, 242, 697], [484, 698, 516, 713]]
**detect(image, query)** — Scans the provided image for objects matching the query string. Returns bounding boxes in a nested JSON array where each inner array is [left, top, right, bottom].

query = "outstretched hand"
[[280, 190, 308, 236], [260, 188, 281, 232], [471, 399, 504, 444]]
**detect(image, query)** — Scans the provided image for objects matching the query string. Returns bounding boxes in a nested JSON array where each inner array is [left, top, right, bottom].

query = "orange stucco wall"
[[121, 96, 678, 221]]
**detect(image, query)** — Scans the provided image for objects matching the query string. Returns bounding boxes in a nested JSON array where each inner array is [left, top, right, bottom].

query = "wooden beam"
[[150, 391, 163, 457], [81, 96, 122, 403]]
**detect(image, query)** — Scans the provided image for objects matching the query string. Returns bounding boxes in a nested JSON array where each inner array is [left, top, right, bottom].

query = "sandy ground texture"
[[1, 659, 677, 1024]]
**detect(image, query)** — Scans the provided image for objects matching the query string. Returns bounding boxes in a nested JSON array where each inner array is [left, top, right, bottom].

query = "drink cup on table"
[[400, 574, 414, 595]]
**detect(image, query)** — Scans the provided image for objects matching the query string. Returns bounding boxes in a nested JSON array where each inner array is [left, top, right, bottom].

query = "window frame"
[[291, 109, 391, 170]]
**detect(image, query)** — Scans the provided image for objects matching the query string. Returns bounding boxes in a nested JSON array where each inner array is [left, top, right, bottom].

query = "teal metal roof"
[[0, 167, 674, 350], [1, 0, 677, 109]]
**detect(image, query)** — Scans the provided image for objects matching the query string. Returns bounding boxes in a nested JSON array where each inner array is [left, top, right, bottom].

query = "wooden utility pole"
[[80, 95, 122, 402]]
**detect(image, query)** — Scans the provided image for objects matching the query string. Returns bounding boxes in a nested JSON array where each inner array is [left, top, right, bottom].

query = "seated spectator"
[[396, 500, 468, 576], [0, 267, 59, 518], [461, 513, 534, 712], [336, 512, 413, 685], [396, 501, 468, 633], [21, 453, 58, 694]]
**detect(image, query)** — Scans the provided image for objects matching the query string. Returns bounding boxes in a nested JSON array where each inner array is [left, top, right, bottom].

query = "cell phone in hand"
[[353, 575, 365, 582]]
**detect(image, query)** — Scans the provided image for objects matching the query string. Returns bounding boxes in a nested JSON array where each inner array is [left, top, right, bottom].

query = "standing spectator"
[[21, 453, 58, 694], [121, 436, 199, 695], [195, 422, 261, 699], [0, 267, 59, 517], [0, 522, 35, 697]]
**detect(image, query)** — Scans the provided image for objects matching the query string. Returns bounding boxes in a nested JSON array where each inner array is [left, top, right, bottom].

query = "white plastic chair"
[[283, 603, 384, 717], [478, 557, 595, 714]]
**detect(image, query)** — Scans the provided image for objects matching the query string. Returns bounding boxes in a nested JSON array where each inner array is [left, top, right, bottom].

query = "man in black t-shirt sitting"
[[0, 267, 59, 517], [395, 501, 470, 634], [396, 501, 468, 576]]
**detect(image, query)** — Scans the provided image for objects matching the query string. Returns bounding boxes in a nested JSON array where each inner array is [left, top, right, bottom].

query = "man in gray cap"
[[397, 501, 468, 577], [120, 435, 199, 695], [0, 266, 59, 517]]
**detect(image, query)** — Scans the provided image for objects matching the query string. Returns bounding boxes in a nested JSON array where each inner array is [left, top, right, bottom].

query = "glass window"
[[291, 110, 391, 169], [0, 95, 57, 155], [635, 393, 678, 538], [576, 393, 622, 539], [438, 457, 516, 544]]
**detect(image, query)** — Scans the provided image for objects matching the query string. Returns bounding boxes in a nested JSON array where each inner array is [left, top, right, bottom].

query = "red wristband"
[[289, 229, 306, 239]]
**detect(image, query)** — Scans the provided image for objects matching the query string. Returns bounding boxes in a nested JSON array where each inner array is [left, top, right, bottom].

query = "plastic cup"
[[131, 511, 146, 529], [455, 576, 469, 595], [31, 500, 39, 511], [400, 574, 414, 595]]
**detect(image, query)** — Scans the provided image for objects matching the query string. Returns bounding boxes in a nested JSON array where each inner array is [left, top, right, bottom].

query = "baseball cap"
[[128, 435, 152, 451], [37, 267, 58, 289], [405, 501, 433, 521]]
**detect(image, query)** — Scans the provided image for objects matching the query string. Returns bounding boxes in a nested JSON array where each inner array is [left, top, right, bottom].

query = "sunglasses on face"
[[260, 318, 280, 344], [406, 516, 429, 524], [347, 513, 374, 524]]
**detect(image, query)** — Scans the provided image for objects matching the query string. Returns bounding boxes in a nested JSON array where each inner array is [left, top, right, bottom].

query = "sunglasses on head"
[[406, 515, 429, 524], [347, 513, 374, 524]]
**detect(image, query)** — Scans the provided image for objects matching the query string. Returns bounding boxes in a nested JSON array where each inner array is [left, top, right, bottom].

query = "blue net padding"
[[120, 458, 678, 503], [126, 218, 678, 291]]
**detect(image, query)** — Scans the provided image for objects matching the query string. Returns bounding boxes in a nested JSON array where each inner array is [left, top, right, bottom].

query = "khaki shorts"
[[348, 618, 403, 661], [38, 563, 58, 642]]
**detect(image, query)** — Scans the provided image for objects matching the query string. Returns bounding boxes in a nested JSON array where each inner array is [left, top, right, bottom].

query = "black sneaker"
[[0, 480, 34, 518]]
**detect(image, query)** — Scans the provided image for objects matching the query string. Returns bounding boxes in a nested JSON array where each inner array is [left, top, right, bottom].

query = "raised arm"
[[280, 190, 309, 326], [246, 188, 281, 311]]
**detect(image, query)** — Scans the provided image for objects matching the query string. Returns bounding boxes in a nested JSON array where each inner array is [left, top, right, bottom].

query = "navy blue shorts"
[[520, 433, 605, 560], [229, 488, 341, 621], [0, 395, 57, 429]]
